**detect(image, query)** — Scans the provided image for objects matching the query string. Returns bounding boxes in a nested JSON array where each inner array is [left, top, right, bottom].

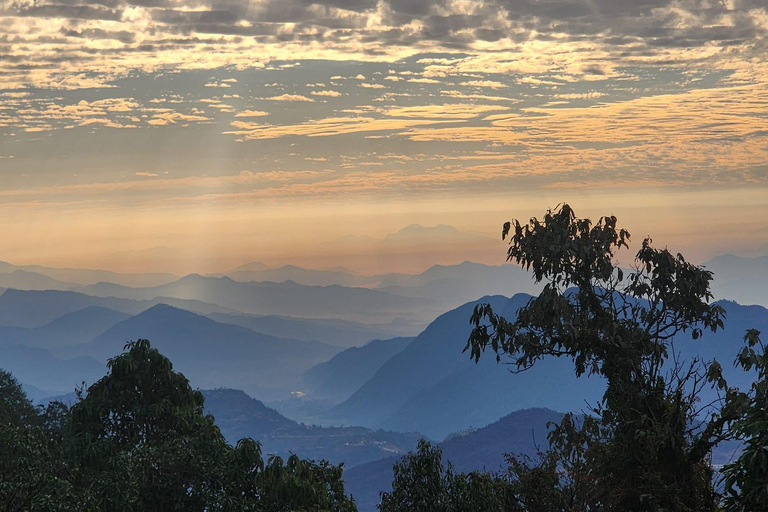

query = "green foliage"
[[503, 413, 604, 512], [0, 370, 75, 511], [466, 204, 748, 511], [721, 330, 768, 511], [0, 340, 357, 512], [69, 339, 228, 511], [379, 440, 515, 512], [0, 369, 40, 427]]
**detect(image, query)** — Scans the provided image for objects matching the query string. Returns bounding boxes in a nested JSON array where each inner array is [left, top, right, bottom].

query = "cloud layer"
[[1, 1, 767, 270], [0, 0, 766, 88]]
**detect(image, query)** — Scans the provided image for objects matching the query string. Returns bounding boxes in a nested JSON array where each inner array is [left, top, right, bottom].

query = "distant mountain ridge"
[[63, 304, 341, 400], [74, 274, 432, 324], [303, 337, 414, 403], [328, 294, 768, 440], [202, 388, 421, 469], [0, 306, 130, 349], [0, 259, 178, 287], [328, 294, 603, 439], [0, 289, 243, 328], [208, 312, 421, 348], [215, 264, 383, 288], [702, 253, 768, 307], [0, 343, 104, 395], [0, 270, 76, 291]]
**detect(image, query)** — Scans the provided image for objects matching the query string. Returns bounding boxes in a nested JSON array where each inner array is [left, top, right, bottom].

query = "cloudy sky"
[[0, 0, 767, 273]]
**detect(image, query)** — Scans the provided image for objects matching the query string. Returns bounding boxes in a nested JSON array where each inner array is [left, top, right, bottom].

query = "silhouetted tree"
[[466, 204, 748, 511], [721, 329, 768, 511]]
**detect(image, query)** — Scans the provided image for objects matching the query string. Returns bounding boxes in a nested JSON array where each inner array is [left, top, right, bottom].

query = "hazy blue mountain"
[[202, 389, 421, 468], [329, 295, 766, 440], [225, 262, 272, 272], [0, 306, 131, 349], [377, 262, 542, 314], [0, 270, 76, 291], [208, 312, 422, 348], [33, 306, 132, 345], [712, 277, 768, 308], [217, 264, 383, 288], [703, 254, 768, 284], [0, 289, 146, 328], [303, 337, 414, 403], [0, 259, 178, 287], [329, 296, 517, 430], [63, 304, 341, 400], [344, 408, 565, 512], [686, 300, 768, 396], [21, 383, 53, 403], [76, 275, 432, 323], [703, 254, 768, 307], [0, 325, 26, 346], [327, 295, 602, 439], [345, 410, 749, 512], [0, 343, 103, 395], [378, 261, 528, 290], [0, 289, 244, 328]]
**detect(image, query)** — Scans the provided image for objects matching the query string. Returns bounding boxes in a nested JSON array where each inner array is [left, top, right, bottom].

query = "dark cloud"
[[313, 0, 378, 12], [152, 9, 240, 25], [581, 64, 606, 75], [0, 0, 765, 84], [62, 28, 137, 43], [7, 0, 765, 54], [9, 4, 123, 21]]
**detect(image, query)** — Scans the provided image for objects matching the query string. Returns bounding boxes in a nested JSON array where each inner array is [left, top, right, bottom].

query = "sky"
[[0, 0, 767, 274]]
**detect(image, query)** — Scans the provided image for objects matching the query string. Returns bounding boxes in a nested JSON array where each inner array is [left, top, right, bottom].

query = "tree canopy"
[[464, 204, 758, 511], [0, 339, 357, 512]]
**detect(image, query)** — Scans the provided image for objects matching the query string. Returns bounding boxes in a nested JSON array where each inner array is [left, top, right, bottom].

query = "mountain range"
[[302, 337, 414, 404], [0, 306, 130, 349], [0, 289, 240, 328], [61, 304, 341, 400], [74, 275, 432, 324], [0, 260, 178, 287], [208, 312, 420, 348], [325, 294, 768, 440], [202, 388, 421, 469], [703, 254, 768, 308], [1, 250, 766, 512]]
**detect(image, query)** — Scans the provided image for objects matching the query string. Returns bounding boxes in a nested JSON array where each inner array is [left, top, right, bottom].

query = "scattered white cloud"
[[310, 90, 343, 97], [264, 94, 315, 102], [235, 110, 270, 117]]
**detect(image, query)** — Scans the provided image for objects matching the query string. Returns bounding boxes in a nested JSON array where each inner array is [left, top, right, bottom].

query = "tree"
[[0, 369, 40, 427], [68, 338, 228, 511], [66, 338, 358, 511], [721, 329, 768, 511], [503, 413, 602, 512], [466, 204, 745, 511], [379, 439, 514, 512], [0, 369, 75, 511]]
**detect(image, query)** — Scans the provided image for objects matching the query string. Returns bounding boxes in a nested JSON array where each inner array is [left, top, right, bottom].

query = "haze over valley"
[[2, 228, 767, 509]]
